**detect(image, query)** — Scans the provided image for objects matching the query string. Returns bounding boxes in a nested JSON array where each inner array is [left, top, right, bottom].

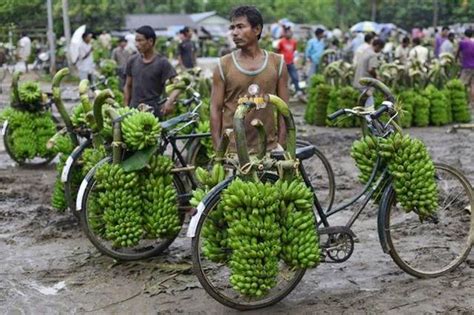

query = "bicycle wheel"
[[379, 163, 473, 278], [62, 140, 92, 218], [3, 120, 56, 167], [191, 174, 306, 310], [186, 137, 212, 169], [296, 139, 335, 212], [79, 158, 187, 261]]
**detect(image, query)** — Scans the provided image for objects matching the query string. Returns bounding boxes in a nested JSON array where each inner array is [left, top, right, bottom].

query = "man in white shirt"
[[440, 32, 455, 55], [75, 32, 95, 81], [353, 32, 375, 66], [394, 37, 410, 65], [98, 31, 112, 50], [17, 32, 32, 72], [409, 37, 429, 65]]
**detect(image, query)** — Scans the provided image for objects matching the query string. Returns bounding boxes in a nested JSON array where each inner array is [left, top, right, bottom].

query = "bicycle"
[[188, 79, 473, 310], [75, 93, 212, 261]]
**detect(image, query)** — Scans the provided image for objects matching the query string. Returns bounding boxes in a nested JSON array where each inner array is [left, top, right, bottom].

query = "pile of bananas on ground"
[[90, 154, 181, 248], [98, 59, 124, 105], [351, 133, 438, 218], [121, 111, 161, 150], [276, 179, 321, 268], [378, 133, 438, 218], [221, 179, 281, 297], [191, 164, 227, 262]]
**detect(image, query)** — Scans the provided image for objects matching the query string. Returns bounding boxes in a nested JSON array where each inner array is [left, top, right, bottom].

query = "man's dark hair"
[[82, 31, 92, 40], [465, 28, 473, 38], [372, 38, 385, 48], [442, 26, 449, 32], [180, 26, 190, 35], [21, 31, 28, 37], [118, 36, 127, 43], [136, 25, 156, 44], [229, 5, 264, 40], [448, 32, 455, 40], [402, 36, 410, 45], [315, 28, 324, 36], [412, 37, 421, 46], [364, 32, 375, 44]]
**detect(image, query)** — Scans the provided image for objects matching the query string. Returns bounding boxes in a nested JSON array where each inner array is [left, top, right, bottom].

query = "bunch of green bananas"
[[141, 155, 181, 238], [425, 85, 450, 126], [70, 100, 91, 128], [196, 120, 214, 158], [102, 107, 137, 139], [94, 163, 144, 248], [351, 135, 380, 184], [18, 81, 43, 109], [121, 111, 161, 150], [220, 179, 281, 297], [378, 133, 438, 218], [444, 79, 471, 123], [50, 135, 75, 211], [81, 146, 107, 177], [277, 179, 321, 268], [1, 107, 56, 160], [191, 164, 227, 262]]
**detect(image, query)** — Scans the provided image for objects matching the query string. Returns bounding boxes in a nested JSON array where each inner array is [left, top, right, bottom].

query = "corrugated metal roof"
[[125, 14, 197, 30]]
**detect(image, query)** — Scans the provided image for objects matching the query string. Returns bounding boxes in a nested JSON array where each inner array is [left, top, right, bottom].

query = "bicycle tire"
[[79, 157, 187, 261], [3, 121, 56, 168], [378, 163, 473, 278], [191, 173, 306, 310], [296, 139, 335, 212]]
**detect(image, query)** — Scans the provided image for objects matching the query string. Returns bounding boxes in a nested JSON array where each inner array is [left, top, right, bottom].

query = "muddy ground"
[[0, 79, 473, 314]]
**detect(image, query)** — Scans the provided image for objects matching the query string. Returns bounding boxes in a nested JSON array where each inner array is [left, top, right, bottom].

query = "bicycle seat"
[[270, 145, 315, 161]]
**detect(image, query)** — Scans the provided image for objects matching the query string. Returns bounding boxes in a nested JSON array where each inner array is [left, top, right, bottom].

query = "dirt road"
[[1, 103, 473, 314]]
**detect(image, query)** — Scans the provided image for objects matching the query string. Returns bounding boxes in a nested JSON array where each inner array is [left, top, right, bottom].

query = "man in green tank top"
[[210, 6, 289, 153]]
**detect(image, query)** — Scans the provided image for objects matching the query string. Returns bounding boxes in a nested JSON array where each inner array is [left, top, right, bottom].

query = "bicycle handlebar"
[[327, 109, 346, 121], [358, 77, 395, 103]]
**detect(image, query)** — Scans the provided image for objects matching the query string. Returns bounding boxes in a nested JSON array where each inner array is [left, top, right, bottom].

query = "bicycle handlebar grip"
[[327, 109, 346, 121], [371, 104, 389, 119], [358, 77, 395, 103]]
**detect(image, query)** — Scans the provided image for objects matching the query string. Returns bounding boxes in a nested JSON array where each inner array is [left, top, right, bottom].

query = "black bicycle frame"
[[306, 156, 392, 230]]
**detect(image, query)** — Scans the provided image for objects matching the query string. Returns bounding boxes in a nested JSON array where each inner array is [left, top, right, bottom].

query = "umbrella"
[[70, 25, 86, 64], [350, 21, 379, 33]]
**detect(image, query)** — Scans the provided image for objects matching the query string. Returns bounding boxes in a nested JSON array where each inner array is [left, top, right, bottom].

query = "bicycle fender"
[[61, 139, 92, 183], [186, 176, 235, 238], [76, 156, 111, 211], [377, 184, 394, 254], [2, 120, 8, 136]]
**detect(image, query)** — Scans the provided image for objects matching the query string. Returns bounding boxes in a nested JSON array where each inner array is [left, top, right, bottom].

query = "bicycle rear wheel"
[[79, 158, 187, 261], [379, 163, 473, 278], [191, 174, 306, 310]]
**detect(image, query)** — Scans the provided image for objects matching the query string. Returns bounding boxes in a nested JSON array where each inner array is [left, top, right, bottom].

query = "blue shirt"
[[305, 38, 325, 65]]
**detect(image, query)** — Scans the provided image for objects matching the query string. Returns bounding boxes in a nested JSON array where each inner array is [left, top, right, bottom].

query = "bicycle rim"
[[296, 139, 335, 212], [191, 175, 306, 310], [383, 163, 473, 278]]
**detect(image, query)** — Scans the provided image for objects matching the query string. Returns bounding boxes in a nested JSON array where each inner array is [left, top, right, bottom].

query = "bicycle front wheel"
[[191, 174, 306, 310], [379, 163, 473, 278], [79, 158, 187, 261]]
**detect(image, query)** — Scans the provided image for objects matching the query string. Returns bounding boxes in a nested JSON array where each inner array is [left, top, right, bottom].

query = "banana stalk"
[[10, 71, 21, 108], [251, 119, 267, 160], [52, 68, 79, 147]]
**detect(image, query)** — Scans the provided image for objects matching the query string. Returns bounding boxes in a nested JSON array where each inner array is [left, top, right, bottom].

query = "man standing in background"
[[394, 37, 410, 65], [456, 28, 474, 106], [111, 37, 131, 89], [98, 30, 112, 50], [17, 32, 31, 72], [124, 25, 179, 117], [353, 32, 374, 66], [278, 26, 306, 102], [75, 32, 95, 81], [440, 32, 455, 55], [435, 26, 449, 58], [178, 27, 197, 69], [305, 28, 325, 79], [409, 37, 429, 65]]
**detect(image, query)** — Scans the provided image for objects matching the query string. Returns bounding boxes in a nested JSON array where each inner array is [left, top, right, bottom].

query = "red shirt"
[[278, 38, 297, 65]]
